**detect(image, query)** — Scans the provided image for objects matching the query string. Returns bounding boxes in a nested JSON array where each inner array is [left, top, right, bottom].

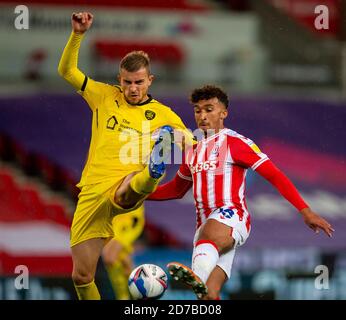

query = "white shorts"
[[192, 207, 251, 279]]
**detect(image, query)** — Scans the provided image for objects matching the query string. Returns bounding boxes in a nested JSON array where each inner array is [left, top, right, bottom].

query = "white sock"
[[191, 240, 219, 283]]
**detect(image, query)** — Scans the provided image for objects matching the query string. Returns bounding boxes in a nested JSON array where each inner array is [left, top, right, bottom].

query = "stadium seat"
[[44, 202, 71, 227], [0, 170, 17, 193], [19, 186, 46, 220]]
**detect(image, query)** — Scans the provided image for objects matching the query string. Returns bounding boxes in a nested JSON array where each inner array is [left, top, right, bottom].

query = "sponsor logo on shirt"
[[190, 160, 217, 173], [106, 115, 118, 130], [218, 207, 235, 219], [250, 143, 261, 154]]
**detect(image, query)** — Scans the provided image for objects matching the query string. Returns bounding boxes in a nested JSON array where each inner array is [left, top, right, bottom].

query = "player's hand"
[[71, 12, 93, 34], [300, 208, 335, 237]]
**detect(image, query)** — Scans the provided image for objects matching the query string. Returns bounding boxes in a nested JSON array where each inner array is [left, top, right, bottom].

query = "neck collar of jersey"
[[202, 128, 228, 143], [132, 94, 153, 106]]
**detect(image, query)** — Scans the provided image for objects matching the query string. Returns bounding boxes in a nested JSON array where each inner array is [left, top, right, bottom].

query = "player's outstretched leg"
[[167, 262, 208, 299], [129, 125, 174, 194], [148, 125, 174, 179], [115, 126, 174, 209]]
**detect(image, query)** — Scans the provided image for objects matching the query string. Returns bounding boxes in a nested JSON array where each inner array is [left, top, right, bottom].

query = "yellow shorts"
[[112, 205, 145, 254], [70, 179, 142, 247]]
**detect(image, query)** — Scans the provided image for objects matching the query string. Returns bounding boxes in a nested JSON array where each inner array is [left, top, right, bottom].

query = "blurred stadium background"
[[0, 0, 346, 300]]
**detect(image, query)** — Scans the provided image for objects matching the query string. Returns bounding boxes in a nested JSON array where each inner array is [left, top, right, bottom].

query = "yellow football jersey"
[[77, 80, 190, 187], [58, 32, 193, 188]]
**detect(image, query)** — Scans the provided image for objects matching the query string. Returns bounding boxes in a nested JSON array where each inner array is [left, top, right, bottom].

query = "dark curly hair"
[[190, 85, 229, 109]]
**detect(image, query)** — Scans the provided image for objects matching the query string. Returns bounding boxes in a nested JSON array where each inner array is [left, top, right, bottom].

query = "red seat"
[[61, 170, 79, 200], [36, 155, 55, 182], [0, 171, 30, 221], [44, 202, 71, 227], [20, 186, 46, 220], [0, 170, 18, 193]]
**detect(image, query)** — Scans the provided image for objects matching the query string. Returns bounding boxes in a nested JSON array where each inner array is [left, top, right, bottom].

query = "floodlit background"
[[0, 0, 345, 300]]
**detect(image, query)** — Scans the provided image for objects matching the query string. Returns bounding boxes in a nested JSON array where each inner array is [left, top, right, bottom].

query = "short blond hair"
[[119, 50, 151, 73]]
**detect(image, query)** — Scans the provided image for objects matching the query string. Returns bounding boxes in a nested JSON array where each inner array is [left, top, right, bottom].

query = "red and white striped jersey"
[[178, 128, 269, 229]]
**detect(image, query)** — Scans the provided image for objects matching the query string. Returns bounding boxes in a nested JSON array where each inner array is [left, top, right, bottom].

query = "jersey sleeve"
[[58, 31, 107, 111], [58, 32, 85, 89], [147, 164, 192, 201], [230, 136, 269, 170], [78, 79, 111, 111], [177, 163, 192, 181], [256, 160, 309, 211]]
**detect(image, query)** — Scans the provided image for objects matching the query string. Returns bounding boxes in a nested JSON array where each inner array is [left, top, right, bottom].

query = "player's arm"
[[57, 12, 93, 90], [255, 161, 334, 237], [232, 137, 334, 237], [147, 164, 193, 200]]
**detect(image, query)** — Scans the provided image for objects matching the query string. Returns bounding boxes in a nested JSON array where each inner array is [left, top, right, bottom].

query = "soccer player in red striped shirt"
[[148, 85, 334, 300]]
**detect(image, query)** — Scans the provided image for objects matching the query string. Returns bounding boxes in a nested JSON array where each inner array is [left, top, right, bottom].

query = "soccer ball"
[[128, 264, 168, 300]]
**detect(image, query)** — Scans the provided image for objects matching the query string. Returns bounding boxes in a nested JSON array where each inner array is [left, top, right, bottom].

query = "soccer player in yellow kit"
[[102, 206, 145, 300], [58, 12, 193, 300]]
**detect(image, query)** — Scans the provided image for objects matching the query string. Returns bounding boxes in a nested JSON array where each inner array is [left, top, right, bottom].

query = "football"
[[128, 264, 168, 300]]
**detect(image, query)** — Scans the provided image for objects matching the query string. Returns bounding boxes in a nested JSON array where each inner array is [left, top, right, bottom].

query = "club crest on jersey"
[[107, 115, 118, 130], [145, 110, 156, 120], [211, 145, 219, 156]]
